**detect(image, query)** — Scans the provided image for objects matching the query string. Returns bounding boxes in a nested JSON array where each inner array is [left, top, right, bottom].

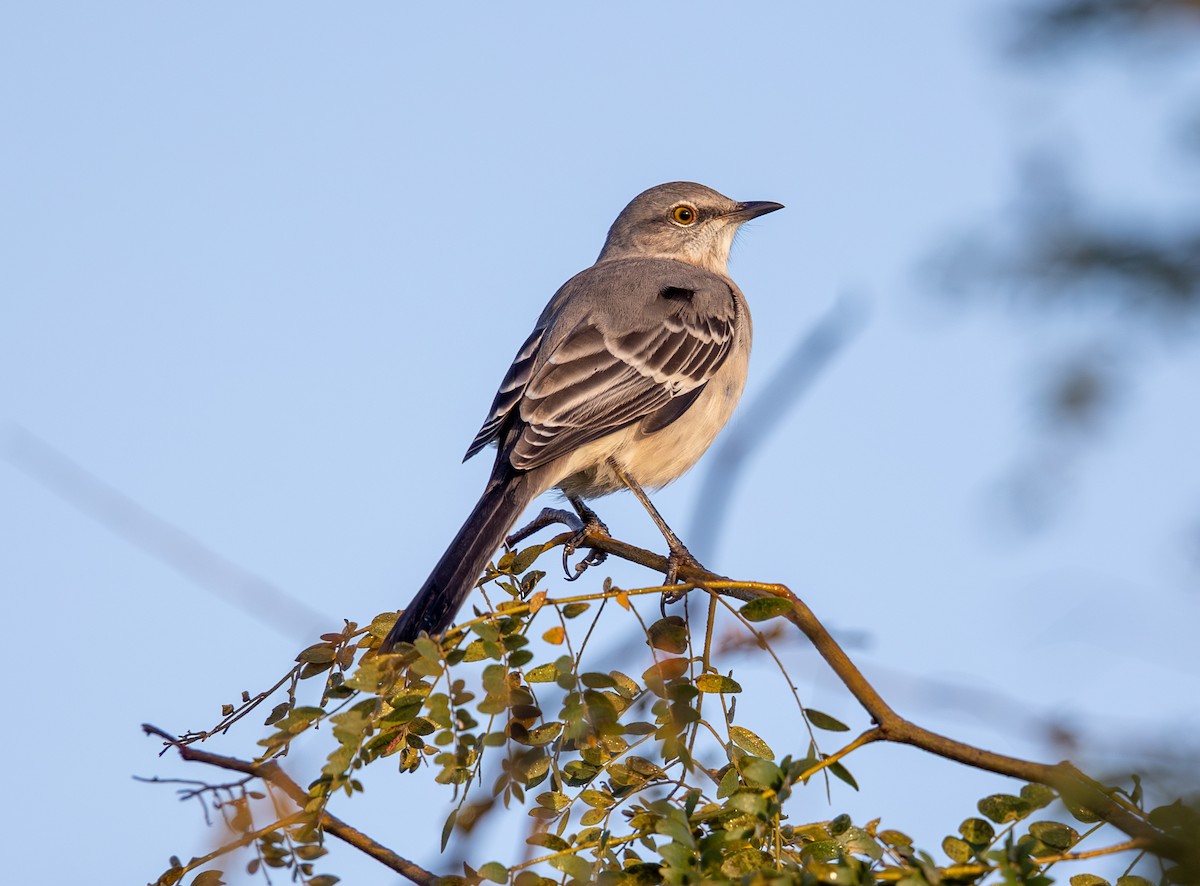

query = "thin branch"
[[142, 724, 437, 885], [547, 530, 1198, 871], [873, 838, 1155, 882], [796, 728, 885, 783]]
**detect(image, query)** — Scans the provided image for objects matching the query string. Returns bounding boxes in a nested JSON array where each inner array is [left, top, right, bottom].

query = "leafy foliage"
[[146, 543, 1197, 885]]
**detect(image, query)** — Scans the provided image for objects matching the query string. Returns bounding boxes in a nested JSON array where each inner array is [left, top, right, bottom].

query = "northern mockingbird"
[[384, 182, 782, 649]]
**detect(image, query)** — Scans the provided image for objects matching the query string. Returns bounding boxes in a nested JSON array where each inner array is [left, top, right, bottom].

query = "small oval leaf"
[[729, 725, 774, 760], [695, 673, 742, 694], [738, 597, 794, 621], [805, 708, 850, 732]]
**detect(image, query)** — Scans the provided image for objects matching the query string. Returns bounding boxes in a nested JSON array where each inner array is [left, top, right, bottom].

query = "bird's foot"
[[563, 511, 610, 582], [661, 541, 704, 608], [503, 505, 609, 582]]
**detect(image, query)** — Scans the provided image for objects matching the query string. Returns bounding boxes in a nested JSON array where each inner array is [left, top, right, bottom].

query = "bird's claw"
[[659, 544, 703, 612], [561, 515, 610, 581]]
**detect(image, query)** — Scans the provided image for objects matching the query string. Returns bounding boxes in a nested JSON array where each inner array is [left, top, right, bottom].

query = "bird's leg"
[[503, 499, 610, 582], [561, 495, 610, 581], [606, 458, 703, 603], [505, 508, 583, 548]]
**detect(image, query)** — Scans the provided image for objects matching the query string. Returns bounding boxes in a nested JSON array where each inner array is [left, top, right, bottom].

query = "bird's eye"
[[671, 204, 699, 225]]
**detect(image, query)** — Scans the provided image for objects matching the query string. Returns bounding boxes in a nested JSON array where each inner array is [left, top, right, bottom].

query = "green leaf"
[[579, 788, 615, 808], [580, 672, 616, 689], [478, 862, 508, 883], [1061, 794, 1103, 824], [512, 721, 562, 747], [717, 765, 740, 799], [799, 840, 841, 863], [508, 545, 544, 575], [1029, 820, 1079, 850], [728, 725, 774, 760], [296, 643, 336, 664], [726, 790, 768, 818], [263, 702, 291, 726], [513, 873, 557, 886], [978, 793, 1033, 824], [609, 670, 640, 697], [298, 659, 334, 679], [721, 847, 769, 877], [959, 817, 994, 845], [561, 602, 591, 619], [738, 597, 794, 621], [829, 761, 858, 790], [942, 836, 972, 863], [741, 758, 782, 789], [367, 612, 398, 639], [526, 833, 569, 851], [646, 616, 688, 653], [580, 807, 607, 826], [837, 826, 884, 861], [1069, 876, 1110, 886], [440, 809, 457, 851], [413, 636, 442, 664], [535, 791, 571, 812], [877, 829, 913, 849], [1115, 878, 1153, 886], [805, 708, 850, 732], [644, 657, 688, 681], [1021, 783, 1057, 810], [455, 639, 485, 663], [525, 662, 557, 683], [695, 673, 742, 694], [548, 854, 594, 882], [561, 759, 602, 786]]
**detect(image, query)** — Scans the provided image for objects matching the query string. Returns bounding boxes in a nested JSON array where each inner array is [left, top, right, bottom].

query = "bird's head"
[[597, 181, 783, 275]]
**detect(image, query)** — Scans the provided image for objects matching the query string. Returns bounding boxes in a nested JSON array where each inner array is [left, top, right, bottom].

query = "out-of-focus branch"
[[1008, 0, 1200, 56], [3, 425, 330, 639], [142, 724, 436, 886], [689, 296, 868, 559]]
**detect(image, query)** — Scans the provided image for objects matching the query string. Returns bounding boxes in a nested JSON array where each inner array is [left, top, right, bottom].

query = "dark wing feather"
[[463, 259, 739, 473], [463, 325, 545, 462], [509, 304, 735, 471]]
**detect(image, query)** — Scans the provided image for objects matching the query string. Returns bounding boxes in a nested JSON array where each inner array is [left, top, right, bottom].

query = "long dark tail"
[[383, 471, 541, 650]]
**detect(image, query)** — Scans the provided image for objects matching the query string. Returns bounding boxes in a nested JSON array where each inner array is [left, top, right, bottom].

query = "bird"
[[382, 181, 782, 650]]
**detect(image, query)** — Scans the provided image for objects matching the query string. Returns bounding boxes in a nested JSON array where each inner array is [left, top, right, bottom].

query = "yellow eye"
[[671, 204, 698, 225]]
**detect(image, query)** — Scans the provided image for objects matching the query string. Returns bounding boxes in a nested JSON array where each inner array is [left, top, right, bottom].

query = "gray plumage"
[[384, 182, 782, 649]]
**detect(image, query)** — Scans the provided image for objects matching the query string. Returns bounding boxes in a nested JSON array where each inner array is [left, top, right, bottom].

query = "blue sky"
[[2, 3, 1198, 883]]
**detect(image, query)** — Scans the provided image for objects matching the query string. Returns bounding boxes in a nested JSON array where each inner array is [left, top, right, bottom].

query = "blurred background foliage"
[[931, 0, 1200, 532]]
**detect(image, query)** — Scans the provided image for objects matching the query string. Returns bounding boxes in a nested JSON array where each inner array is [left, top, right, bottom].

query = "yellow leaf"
[[542, 625, 565, 645]]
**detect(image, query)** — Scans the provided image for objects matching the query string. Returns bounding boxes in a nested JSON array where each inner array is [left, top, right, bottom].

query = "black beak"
[[729, 200, 785, 221]]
